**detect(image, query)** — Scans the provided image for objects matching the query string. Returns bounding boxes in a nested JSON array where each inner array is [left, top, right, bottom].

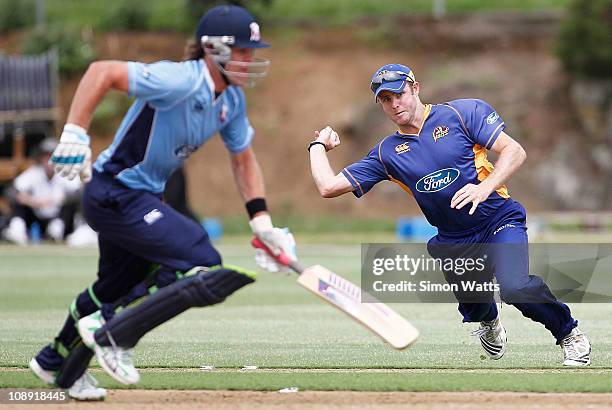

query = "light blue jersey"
[[93, 59, 254, 193]]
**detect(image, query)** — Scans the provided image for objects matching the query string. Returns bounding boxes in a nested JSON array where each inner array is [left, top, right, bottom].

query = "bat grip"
[[251, 237, 304, 274]]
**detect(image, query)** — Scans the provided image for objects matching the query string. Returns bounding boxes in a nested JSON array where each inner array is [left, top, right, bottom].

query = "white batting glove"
[[50, 124, 92, 182], [79, 154, 92, 183], [250, 214, 296, 273]]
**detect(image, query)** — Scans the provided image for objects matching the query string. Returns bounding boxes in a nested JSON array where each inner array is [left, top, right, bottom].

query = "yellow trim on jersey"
[[472, 145, 510, 199], [389, 175, 414, 197], [343, 167, 364, 196], [376, 137, 413, 197], [397, 104, 432, 136], [377, 137, 392, 176], [442, 104, 468, 135]]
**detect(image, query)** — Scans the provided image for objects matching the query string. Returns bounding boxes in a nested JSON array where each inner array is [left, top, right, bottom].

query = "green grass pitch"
[[1, 243, 611, 392]]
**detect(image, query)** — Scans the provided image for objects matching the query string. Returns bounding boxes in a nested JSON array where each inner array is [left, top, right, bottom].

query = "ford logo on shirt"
[[416, 168, 460, 193]]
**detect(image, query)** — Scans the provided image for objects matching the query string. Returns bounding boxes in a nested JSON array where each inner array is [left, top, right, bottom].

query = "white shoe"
[[471, 317, 507, 360], [67, 372, 107, 401], [4, 217, 28, 246], [93, 343, 140, 385], [77, 311, 105, 348], [30, 357, 106, 401], [78, 311, 139, 384], [47, 218, 65, 242], [561, 327, 591, 366], [29, 357, 56, 385]]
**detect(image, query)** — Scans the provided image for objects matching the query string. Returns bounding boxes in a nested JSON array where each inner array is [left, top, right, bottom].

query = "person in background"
[[3, 138, 81, 245]]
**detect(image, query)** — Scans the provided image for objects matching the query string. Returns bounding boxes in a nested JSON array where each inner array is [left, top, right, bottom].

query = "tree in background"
[[0, 0, 34, 33], [22, 27, 95, 77], [557, 0, 612, 79], [184, 0, 274, 26], [556, 0, 612, 208], [101, 1, 152, 31]]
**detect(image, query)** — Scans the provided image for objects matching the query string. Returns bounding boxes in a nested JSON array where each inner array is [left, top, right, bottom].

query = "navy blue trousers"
[[428, 199, 577, 344], [36, 171, 221, 370]]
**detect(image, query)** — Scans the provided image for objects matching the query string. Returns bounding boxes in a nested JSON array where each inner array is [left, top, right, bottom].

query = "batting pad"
[[55, 342, 94, 389], [94, 266, 255, 348]]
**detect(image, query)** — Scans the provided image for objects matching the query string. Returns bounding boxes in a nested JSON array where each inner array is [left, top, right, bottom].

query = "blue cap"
[[195, 5, 270, 49], [370, 64, 416, 101]]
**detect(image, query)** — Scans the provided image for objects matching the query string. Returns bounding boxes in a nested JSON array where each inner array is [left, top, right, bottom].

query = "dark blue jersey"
[[342, 99, 509, 234]]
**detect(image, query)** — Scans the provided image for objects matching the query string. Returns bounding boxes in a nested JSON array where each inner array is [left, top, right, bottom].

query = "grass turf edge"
[[1, 370, 612, 393]]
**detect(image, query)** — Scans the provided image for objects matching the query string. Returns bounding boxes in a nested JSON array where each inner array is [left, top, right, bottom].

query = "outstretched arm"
[[51, 61, 129, 181], [451, 131, 527, 214], [230, 146, 267, 207], [309, 126, 354, 198], [230, 147, 296, 272]]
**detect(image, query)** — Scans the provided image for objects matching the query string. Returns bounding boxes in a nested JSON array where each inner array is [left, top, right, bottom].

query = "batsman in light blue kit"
[[308, 63, 591, 366], [29, 5, 295, 399]]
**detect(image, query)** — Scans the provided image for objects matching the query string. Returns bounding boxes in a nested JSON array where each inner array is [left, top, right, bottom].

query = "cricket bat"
[[251, 238, 419, 349]]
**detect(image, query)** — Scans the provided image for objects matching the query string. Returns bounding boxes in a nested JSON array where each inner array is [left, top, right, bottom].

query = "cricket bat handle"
[[251, 237, 305, 274]]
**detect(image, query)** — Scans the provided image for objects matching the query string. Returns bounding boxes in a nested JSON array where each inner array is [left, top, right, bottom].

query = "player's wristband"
[[308, 141, 327, 152], [246, 197, 268, 219]]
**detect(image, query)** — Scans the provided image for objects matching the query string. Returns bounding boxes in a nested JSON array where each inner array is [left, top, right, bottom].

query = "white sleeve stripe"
[[127, 62, 139, 97]]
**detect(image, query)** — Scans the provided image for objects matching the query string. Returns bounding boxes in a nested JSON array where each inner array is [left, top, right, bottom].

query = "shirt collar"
[[396, 104, 432, 137]]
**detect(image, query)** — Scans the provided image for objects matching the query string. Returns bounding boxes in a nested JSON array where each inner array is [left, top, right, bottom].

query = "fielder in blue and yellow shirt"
[[308, 64, 591, 366]]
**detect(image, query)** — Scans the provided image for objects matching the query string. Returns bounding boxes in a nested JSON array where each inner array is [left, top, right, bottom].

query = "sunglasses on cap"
[[370, 70, 415, 93]]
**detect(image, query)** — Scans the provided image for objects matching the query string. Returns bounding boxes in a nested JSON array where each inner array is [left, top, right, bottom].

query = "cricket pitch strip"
[[2, 390, 612, 409]]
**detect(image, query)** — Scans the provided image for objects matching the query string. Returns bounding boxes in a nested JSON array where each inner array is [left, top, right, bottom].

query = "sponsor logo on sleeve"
[[486, 111, 500, 125], [433, 125, 449, 142], [416, 168, 460, 193], [395, 142, 410, 154]]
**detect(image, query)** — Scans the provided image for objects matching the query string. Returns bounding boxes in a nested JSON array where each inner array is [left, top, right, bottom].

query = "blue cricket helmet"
[[195, 5, 270, 49]]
